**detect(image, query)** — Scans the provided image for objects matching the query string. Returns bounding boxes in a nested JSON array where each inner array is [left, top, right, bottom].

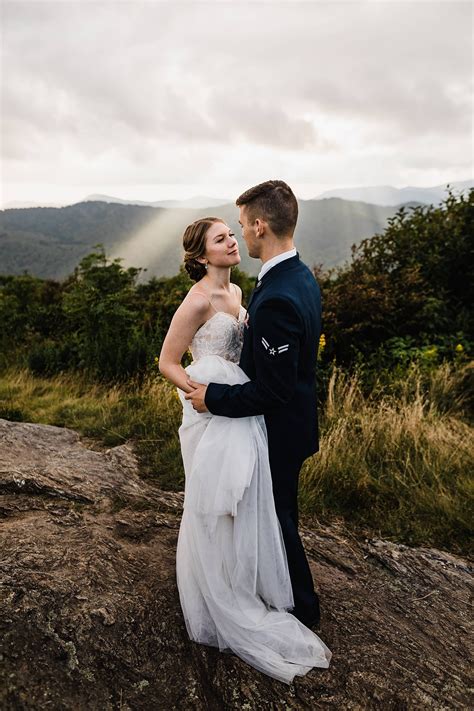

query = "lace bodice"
[[190, 305, 247, 363]]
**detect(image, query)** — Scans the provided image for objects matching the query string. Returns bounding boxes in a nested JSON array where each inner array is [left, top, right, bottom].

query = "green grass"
[[300, 361, 474, 556], [0, 366, 184, 490], [0, 360, 472, 556]]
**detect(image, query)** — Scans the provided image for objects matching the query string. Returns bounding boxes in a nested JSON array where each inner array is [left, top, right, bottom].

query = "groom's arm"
[[205, 297, 302, 418]]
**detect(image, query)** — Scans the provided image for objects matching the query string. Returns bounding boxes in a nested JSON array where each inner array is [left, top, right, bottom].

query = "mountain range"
[[314, 180, 472, 206], [0, 196, 425, 281], [3, 195, 232, 210], [4, 180, 471, 212]]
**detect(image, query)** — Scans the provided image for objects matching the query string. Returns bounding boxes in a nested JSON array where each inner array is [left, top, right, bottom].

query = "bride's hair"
[[183, 217, 226, 282]]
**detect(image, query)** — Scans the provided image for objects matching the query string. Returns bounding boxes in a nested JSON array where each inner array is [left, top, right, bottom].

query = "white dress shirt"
[[257, 248, 297, 282]]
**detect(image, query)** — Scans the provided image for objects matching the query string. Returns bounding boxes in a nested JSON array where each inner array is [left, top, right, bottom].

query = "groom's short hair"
[[236, 180, 298, 237]]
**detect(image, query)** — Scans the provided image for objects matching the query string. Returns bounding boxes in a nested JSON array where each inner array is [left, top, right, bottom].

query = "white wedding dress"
[[176, 304, 332, 684]]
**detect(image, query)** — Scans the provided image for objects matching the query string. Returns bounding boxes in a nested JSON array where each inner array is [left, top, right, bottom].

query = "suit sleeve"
[[205, 297, 303, 417]]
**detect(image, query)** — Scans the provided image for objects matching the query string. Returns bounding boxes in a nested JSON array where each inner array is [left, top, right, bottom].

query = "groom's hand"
[[184, 378, 209, 413]]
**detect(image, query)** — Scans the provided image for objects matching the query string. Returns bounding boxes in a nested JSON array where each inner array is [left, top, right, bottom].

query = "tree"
[[318, 187, 473, 366], [62, 244, 146, 380]]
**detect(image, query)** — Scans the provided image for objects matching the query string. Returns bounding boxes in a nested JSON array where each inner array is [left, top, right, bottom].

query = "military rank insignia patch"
[[261, 337, 289, 356]]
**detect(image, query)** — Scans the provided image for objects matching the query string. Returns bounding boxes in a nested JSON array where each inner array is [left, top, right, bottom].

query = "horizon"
[[2, 177, 472, 211]]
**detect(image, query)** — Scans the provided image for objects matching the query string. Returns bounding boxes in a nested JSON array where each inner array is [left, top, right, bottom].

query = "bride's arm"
[[158, 294, 209, 393]]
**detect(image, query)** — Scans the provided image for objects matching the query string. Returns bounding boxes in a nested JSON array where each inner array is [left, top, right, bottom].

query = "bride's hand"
[[185, 378, 209, 413]]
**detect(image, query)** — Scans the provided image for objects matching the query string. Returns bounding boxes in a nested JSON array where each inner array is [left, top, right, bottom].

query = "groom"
[[186, 179, 322, 628]]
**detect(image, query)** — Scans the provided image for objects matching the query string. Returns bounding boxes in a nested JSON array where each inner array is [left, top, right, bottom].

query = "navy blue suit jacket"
[[205, 253, 322, 462]]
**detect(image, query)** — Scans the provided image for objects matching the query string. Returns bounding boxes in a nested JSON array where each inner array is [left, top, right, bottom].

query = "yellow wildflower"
[[317, 333, 326, 360], [455, 343, 464, 352], [423, 346, 438, 360]]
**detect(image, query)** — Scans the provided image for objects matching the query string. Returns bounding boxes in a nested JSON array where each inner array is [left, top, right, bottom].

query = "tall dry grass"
[[300, 361, 473, 554], [0, 366, 183, 489], [0, 361, 472, 554]]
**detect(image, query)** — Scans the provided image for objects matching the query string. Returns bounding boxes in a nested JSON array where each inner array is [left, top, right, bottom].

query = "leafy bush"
[[1, 188, 472, 384], [318, 187, 473, 365]]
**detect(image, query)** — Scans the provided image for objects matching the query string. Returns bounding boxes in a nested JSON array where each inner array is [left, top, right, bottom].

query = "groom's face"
[[238, 205, 261, 259]]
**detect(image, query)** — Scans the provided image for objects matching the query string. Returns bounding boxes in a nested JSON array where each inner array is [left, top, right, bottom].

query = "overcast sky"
[[1, 0, 472, 207]]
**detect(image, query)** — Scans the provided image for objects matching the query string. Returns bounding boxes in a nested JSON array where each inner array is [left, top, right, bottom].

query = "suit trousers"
[[268, 445, 321, 624]]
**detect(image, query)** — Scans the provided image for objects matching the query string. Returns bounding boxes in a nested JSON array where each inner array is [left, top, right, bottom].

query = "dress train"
[[176, 354, 332, 684]]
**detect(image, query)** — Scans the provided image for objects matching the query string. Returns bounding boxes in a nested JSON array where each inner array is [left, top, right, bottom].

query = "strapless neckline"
[[189, 305, 246, 364], [195, 306, 246, 336]]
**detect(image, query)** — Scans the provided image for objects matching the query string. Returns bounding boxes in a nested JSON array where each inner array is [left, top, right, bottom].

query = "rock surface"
[[0, 417, 472, 710]]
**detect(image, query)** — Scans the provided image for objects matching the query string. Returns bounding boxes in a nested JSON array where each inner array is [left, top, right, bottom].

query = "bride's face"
[[203, 222, 241, 268]]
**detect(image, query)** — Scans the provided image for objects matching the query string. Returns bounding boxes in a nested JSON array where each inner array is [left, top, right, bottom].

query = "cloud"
[[1, 0, 472, 203]]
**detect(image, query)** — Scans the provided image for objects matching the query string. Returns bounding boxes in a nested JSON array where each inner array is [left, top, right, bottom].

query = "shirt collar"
[[257, 248, 297, 282]]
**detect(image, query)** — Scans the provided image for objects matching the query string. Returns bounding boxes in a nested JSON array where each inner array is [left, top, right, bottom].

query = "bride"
[[158, 216, 332, 684]]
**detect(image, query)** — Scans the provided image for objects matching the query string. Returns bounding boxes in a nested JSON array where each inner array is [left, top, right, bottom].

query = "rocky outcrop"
[[0, 418, 471, 710]]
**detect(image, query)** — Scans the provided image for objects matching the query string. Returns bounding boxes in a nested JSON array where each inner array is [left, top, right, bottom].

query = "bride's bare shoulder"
[[232, 282, 242, 303], [178, 285, 210, 318]]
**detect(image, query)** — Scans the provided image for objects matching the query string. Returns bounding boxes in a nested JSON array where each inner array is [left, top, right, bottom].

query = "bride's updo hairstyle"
[[183, 217, 226, 282]]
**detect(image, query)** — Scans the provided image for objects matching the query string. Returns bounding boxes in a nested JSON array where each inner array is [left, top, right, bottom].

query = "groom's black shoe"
[[301, 614, 321, 631], [304, 615, 321, 631], [290, 608, 321, 630]]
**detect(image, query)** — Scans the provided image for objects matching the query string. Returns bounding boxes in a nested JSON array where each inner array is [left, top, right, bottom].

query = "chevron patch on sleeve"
[[261, 337, 290, 356]]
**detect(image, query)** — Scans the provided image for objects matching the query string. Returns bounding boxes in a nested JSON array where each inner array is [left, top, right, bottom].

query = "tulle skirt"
[[176, 355, 332, 684]]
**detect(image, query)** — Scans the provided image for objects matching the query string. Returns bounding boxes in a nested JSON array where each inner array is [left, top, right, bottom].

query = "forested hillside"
[[0, 197, 418, 280]]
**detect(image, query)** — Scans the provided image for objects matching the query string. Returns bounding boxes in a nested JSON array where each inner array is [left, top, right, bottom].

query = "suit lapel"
[[243, 253, 301, 349], [246, 279, 263, 312], [246, 253, 300, 312]]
